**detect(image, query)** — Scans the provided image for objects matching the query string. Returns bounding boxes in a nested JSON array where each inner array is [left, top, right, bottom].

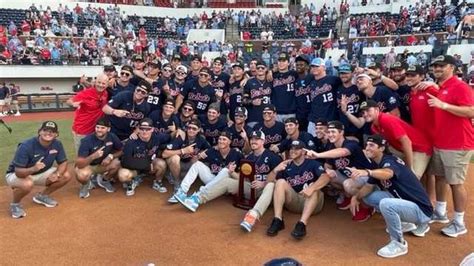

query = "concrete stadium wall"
[[2, 0, 288, 18]]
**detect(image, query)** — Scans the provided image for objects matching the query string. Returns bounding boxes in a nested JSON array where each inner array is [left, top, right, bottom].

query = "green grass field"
[[0, 119, 75, 186]]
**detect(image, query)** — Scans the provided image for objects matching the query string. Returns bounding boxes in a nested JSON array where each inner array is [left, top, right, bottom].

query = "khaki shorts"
[[389, 147, 431, 179], [429, 148, 473, 185], [75, 164, 107, 175], [0, 99, 5, 105], [73, 131, 87, 153], [4, 97, 11, 105], [284, 188, 324, 215], [5, 167, 57, 187]]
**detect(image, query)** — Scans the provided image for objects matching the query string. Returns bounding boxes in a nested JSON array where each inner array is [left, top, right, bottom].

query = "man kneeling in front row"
[[266, 140, 330, 239], [349, 135, 433, 258]]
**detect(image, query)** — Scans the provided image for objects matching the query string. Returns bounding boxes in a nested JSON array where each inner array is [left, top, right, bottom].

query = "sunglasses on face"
[[135, 89, 148, 95], [187, 126, 199, 131], [120, 72, 131, 77], [176, 71, 186, 75], [139, 126, 153, 131], [256, 66, 266, 70], [163, 68, 172, 72], [263, 111, 273, 115], [199, 73, 210, 77], [183, 107, 194, 112]]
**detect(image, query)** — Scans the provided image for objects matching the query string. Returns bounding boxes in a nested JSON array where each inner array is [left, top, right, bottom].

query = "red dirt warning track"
[[0, 111, 472, 265]]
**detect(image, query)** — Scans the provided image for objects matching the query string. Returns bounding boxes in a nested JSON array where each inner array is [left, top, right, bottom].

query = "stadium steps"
[[225, 20, 240, 42]]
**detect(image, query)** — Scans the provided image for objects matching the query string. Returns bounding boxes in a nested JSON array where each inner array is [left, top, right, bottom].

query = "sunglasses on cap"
[[120, 72, 131, 77], [135, 88, 148, 95]]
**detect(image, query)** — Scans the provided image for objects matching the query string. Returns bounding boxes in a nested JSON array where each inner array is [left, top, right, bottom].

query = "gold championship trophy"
[[233, 159, 256, 209]]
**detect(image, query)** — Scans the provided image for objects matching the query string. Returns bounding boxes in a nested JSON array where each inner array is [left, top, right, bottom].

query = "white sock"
[[435, 201, 447, 215], [454, 212, 465, 225]]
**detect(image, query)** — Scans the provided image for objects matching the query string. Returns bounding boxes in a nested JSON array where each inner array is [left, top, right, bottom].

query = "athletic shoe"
[[385, 222, 417, 234], [90, 174, 98, 189], [411, 223, 430, 237], [97, 175, 115, 193], [240, 211, 258, 232], [377, 240, 408, 258], [177, 193, 200, 212], [174, 189, 188, 204], [33, 193, 58, 207], [441, 220, 468, 238], [429, 211, 449, 224], [79, 181, 92, 198], [337, 196, 351, 210], [152, 180, 167, 193], [291, 221, 307, 240], [169, 188, 185, 204], [266, 217, 285, 236], [352, 206, 373, 222], [14, 112, 20, 116], [10, 203, 26, 219], [125, 180, 138, 197], [167, 194, 178, 204]]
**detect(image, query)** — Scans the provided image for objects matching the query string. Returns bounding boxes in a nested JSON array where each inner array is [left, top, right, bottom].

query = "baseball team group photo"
[[0, 0, 473, 265]]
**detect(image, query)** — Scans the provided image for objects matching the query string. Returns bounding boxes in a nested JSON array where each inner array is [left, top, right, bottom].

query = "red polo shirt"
[[72, 87, 108, 135], [372, 112, 432, 155], [433, 76, 474, 150], [409, 86, 438, 142]]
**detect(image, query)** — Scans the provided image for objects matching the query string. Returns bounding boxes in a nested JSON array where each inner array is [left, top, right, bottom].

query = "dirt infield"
[[0, 112, 473, 265]]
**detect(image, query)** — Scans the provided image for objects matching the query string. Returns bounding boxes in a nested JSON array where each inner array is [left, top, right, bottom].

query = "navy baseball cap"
[[278, 52, 289, 61], [219, 131, 232, 140], [103, 65, 116, 72], [391, 61, 406, 70], [234, 106, 248, 118], [295, 55, 310, 64], [191, 54, 202, 62], [406, 65, 425, 75], [232, 61, 245, 70], [96, 117, 111, 127], [315, 118, 328, 127], [367, 62, 382, 70], [328, 120, 344, 131], [339, 64, 352, 73], [250, 130, 265, 140], [284, 117, 299, 124], [360, 100, 379, 111], [263, 104, 276, 113], [366, 134, 387, 147], [290, 140, 306, 149], [40, 121, 58, 133], [132, 54, 144, 62], [187, 118, 201, 128], [430, 55, 457, 66], [138, 118, 153, 128]]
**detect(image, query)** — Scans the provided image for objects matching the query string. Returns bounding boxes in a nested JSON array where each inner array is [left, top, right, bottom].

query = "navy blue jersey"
[[369, 85, 399, 113], [271, 70, 298, 114], [181, 79, 216, 115], [278, 132, 316, 152], [107, 91, 151, 140], [224, 125, 252, 151], [6, 137, 67, 175], [337, 84, 363, 135], [227, 79, 245, 121], [107, 82, 135, 100], [395, 84, 411, 123], [147, 78, 166, 113], [309, 75, 341, 122], [204, 148, 244, 175], [243, 77, 272, 124], [295, 74, 313, 118], [277, 159, 325, 193], [149, 110, 180, 135], [253, 121, 286, 148], [165, 134, 211, 163], [327, 139, 376, 177], [210, 71, 230, 115], [198, 114, 227, 146], [368, 154, 433, 217], [246, 149, 282, 181], [165, 79, 185, 100], [121, 132, 170, 171], [78, 132, 123, 165]]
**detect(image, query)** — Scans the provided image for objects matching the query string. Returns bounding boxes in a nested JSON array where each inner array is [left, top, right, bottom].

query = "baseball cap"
[[191, 54, 202, 62], [103, 65, 116, 72], [359, 100, 379, 111], [327, 120, 344, 131], [263, 104, 276, 113], [356, 73, 372, 80], [138, 118, 153, 128], [121, 65, 134, 74], [278, 52, 289, 61], [366, 134, 388, 147], [430, 55, 456, 66], [250, 130, 266, 140], [213, 57, 225, 64], [391, 61, 406, 70], [338, 64, 352, 73], [219, 131, 233, 140], [405, 64, 425, 75], [39, 121, 58, 133], [315, 118, 328, 127], [136, 80, 152, 93], [96, 117, 111, 127], [176, 65, 188, 74], [132, 54, 144, 62], [163, 98, 176, 107], [290, 140, 306, 149], [148, 59, 162, 69], [284, 117, 299, 124], [182, 100, 196, 111], [199, 67, 212, 76], [187, 118, 201, 128], [295, 55, 310, 64], [172, 54, 182, 61], [232, 61, 245, 70], [310, 58, 325, 67], [208, 102, 220, 112], [256, 60, 267, 68], [367, 62, 382, 70], [234, 106, 248, 118]]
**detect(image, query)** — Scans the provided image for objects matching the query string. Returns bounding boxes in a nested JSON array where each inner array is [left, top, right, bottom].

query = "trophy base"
[[233, 198, 256, 210]]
